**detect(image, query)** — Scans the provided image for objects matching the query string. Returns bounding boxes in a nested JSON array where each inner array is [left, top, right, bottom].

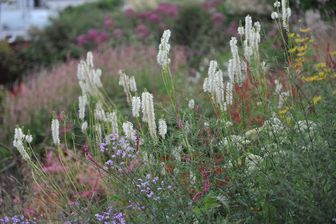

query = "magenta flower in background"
[[156, 3, 178, 18], [212, 12, 225, 27], [202, 0, 221, 10], [87, 28, 99, 41], [94, 31, 109, 44], [76, 34, 88, 46], [104, 16, 114, 29], [124, 7, 135, 17], [227, 21, 239, 37], [135, 24, 150, 39], [148, 12, 161, 23], [113, 28, 124, 39]]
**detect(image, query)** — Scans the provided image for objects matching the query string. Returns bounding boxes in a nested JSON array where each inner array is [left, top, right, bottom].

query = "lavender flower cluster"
[[136, 174, 172, 201], [95, 207, 126, 224], [99, 133, 137, 169], [0, 215, 36, 224]]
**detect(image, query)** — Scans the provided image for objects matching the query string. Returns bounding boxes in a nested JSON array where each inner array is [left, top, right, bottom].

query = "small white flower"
[[81, 121, 88, 133], [238, 26, 245, 36], [13, 127, 30, 161], [106, 112, 118, 135], [273, 1, 280, 8], [51, 119, 60, 145], [95, 102, 106, 121], [286, 7, 291, 17], [271, 12, 279, 20], [158, 119, 167, 139], [25, 135, 33, 143], [188, 99, 195, 109], [132, 96, 141, 118], [157, 29, 171, 67]]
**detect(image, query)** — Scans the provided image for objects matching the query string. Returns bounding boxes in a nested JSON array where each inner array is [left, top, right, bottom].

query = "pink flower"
[[113, 28, 124, 38], [156, 3, 178, 18], [148, 12, 161, 23], [124, 7, 135, 17], [104, 16, 114, 29], [76, 34, 88, 46]]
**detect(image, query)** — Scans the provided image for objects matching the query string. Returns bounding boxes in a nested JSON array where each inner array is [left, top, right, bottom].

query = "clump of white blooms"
[[237, 26, 244, 36], [157, 29, 171, 67], [274, 80, 289, 109], [203, 60, 227, 111], [122, 121, 137, 142], [158, 119, 167, 139], [271, 11, 279, 20], [241, 16, 261, 63], [78, 95, 87, 120], [132, 96, 141, 118], [188, 99, 195, 109], [81, 121, 88, 133], [106, 112, 118, 135], [51, 118, 60, 145], [141, 91, 157, 139], [245, 153, 263, 172], [13, 127, 31, 161], [95, 102, 106, 121], [261, 113, 285, 134], [281, 0, 291, 31], [77, 52, 103, 95], [119, 70, 137, 103]]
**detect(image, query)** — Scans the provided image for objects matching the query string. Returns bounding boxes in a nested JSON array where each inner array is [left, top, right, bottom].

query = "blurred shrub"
[[0, 41, 24, 85], [294, 0, 336, 18]]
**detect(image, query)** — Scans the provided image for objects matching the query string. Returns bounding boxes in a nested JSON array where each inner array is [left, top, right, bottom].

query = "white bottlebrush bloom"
[[132, 96, 141, 117], [238, 26, 244, 36], [230, 37, 243, 84], [273, 1, 280, 8], [141, 91, 157, 139], [13, 127, 30, 161], [281, 0, 291, 30], [271, 12, 279, 20], [203, 60, 227, 111], [95, 102, 106, 121], [106, 112, 118, 135], [122, 121, 136, 141], [78, 95, 87, 120], [226, 82, 233, 105], [77, 52, 103, 95], [157, 29, 171, 67], [51, 119, 60, 145], [158, 119, 167, 139], [188, 99, 195, 109], [81, 121, 88, 133], [129, 76, 137, 92], [118, 70, 132, 103]]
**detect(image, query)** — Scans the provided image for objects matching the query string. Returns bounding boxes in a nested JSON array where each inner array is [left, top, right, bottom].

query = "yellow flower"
[[297, 52, 305, 57], [300, 28, 311, 33], [288, 33, 295, 38], [297, 45, 308, 52], [331, 51, 336, 57], [315, 62, 326, 69], [288, 47, 297, 53], [312, 96, 322, 104], [302, 75, 325, 82], [279, 107, 290, 115]]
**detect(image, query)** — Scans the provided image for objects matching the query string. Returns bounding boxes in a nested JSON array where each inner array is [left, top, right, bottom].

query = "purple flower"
[[135, 24, 150, 39], [156, 3, 178, 18], [212, 12, 225, 27], [76, 34, 88, 46], [147, 12, 161, 23], [124, 7, 135, 17]]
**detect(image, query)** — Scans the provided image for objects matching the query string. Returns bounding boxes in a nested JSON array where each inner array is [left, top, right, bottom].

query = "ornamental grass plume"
[[51, 118, 60, 145], [141, 91, 157, 139], [119, 70, 137, 103], [157, 29, 171, 68]]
